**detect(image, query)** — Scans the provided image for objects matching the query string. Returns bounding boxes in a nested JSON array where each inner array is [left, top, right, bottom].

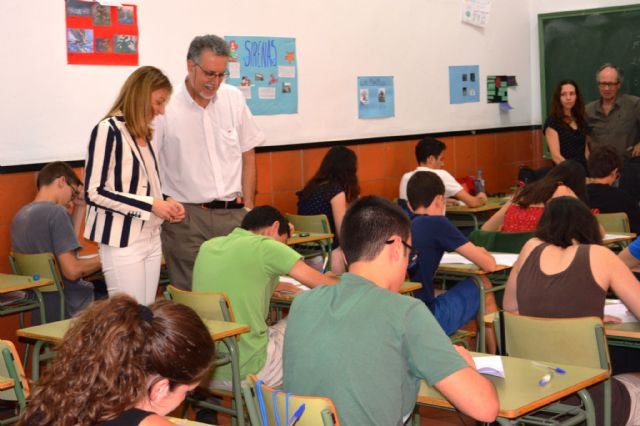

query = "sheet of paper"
[[473, 355, 505, 378], [604, 233, 629, 240], [440, 252, 517, 267], [279, 276, 311, 291], [604, 299, 639, 323]]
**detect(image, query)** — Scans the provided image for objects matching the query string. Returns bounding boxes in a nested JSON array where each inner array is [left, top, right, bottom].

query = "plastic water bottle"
[[474, 169, 485, 194]]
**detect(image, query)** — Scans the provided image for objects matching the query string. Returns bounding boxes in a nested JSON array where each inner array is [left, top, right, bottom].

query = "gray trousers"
[[161, 204, 246, 290]]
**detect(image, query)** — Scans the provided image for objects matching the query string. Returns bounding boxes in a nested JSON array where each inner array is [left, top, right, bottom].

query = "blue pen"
[[320, 254, 329, 273], [533, 361, 566, 374], [288, 403, 306, 426]]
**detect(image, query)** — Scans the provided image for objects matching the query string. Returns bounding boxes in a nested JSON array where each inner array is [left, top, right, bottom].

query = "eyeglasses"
[[386, 238, 419, 268], [195, 62, 228, 80], [597, 81, 620, 88], [65, 179, 80, 199]]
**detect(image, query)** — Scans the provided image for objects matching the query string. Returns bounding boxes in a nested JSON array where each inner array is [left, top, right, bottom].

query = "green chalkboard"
[[539, 5, 640, 120]]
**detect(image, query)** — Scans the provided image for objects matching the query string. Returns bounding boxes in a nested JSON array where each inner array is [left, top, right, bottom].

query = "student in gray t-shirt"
[[11, 162, 102, 322]]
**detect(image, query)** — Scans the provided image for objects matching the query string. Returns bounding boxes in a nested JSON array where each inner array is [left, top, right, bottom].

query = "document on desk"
[[604, 299, 639, 323], [279, 276, 311, 291], [440, 252, 518, 267], [604, 233, 631, 240], [473, 355, 505, 378]]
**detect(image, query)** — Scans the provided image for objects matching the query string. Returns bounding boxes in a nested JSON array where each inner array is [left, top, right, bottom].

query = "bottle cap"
[[32, 274, 40, 281]]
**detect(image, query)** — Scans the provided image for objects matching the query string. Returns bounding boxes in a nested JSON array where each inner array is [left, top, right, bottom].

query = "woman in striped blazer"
[[84, 66, 185, 305]]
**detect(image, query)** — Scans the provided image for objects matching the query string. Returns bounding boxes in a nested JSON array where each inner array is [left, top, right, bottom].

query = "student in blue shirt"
[[407, 171, 497, 336]]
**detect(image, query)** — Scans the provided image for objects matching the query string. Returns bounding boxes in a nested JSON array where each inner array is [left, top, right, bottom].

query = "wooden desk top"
[[602, 232, 636, 246], [417, 355, 609, 419], [605, 322, 640, 340], [445, 197, 508, 213], [17, 318, 249, 344], [286, 232, 334, 246], [271, 280, 422, 304], [0, 376, 15, 391], [0, 273, 53, 294], [436, 263, 512, 276]]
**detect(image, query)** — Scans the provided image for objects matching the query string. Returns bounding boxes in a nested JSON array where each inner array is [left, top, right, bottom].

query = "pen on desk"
[[321, 254, 329, 273], [538, 373, 554, 386], [532, 361, 566, 374], [288, 403, 306, 426]]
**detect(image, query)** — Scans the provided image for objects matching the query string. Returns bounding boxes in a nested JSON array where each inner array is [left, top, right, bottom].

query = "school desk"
[[0, 273, 54, 324], [0, 376, 14, 391], [286, 232, 334, 246], [17, 318, 249, 382], [445, 197, 507, 230], [436, 253, 517, 352], [416, 354, 608, 426], [270, 280, 422, 320], [602, 232, 636, 249], [605, 322, 640, 350], [166, 417, 213, 425]]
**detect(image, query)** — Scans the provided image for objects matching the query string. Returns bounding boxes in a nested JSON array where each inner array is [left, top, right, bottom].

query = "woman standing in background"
[[544, 80, 589, 171]]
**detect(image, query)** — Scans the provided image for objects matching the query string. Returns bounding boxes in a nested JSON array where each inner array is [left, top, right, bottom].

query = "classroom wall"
[[528, 0, 640, 123]]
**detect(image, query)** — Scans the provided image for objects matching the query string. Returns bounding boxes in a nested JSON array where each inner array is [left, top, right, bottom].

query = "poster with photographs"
[[65, 0, 138, 66], [224, 36, 298, 115], [358, 76, 395, 119]]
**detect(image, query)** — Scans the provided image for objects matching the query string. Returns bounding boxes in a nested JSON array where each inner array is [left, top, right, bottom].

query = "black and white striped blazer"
[[84, 116, 159, 248]]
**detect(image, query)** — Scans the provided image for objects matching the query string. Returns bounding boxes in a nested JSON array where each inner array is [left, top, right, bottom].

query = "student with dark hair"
[[11, 161, 101, 322], [544, 80, 589, 169], [284, 196, 499, 426], [407, 172, 497, 336], [297, 146, 360, 272], [587, 145, 640, 234], [20, 294, 215, 426], [399, 136, 487, 207], [192, 205, 336, 389], [504, 196, 640, 426], [482, 160, 588, 232]]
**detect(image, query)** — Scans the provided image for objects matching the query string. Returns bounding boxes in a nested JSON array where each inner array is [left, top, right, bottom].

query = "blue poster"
[[224, 36, 298, 116], [358, 76, 395, 119], [449, 65, 480, 104]]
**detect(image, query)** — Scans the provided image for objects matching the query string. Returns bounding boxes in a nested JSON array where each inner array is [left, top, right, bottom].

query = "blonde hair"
[[106, 66, 172, 139]]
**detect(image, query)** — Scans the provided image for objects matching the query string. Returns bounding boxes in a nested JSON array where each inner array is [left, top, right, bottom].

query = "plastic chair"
[[165, 285, 245, 426], [468, 230, 534, 254], [286, 213, 333, 269], [242, 374, 340, 426], [596, 212, 630, 233], [9, 252, 65, 322], [0, 340, 30, 425], [502, 312, 611, 426]]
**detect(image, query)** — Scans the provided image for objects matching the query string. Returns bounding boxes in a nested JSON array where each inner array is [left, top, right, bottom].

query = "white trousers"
[[99, 225, 162, 305]]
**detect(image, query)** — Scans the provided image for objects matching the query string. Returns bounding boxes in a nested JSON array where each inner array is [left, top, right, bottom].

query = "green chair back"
[[502, 312, 611, 426], [469, 230, 534, 254], [286, 213, 332, 235], [242, 375, 339, 426], [0, 340, 29, 424], [166, 285, 233, 322], [9, 252, 65, 320], [503, 312, 609, 369], [596, 212, 630, 233]]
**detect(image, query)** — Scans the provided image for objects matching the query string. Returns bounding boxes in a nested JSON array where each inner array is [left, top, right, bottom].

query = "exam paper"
[[440, 252, 518, 267], [604, 299, 639, 323], [279, 276, 311, 291], [473, 355, 505, 378]]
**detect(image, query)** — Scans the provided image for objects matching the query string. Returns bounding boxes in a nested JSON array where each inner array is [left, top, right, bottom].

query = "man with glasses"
[[284, 196, 499, 426], [406, 171, 496, 337], [11, 162, 101, 322], [586, 63, 640, 202], [154, 34, 265, 290]]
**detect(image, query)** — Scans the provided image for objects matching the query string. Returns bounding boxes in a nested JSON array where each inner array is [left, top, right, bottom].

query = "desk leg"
[[576, 388, 597, 426], [32, 289, 46, 324], [31, 340, 45, 383], [471, 276, 501, 354], [223, 336, 246, 426]]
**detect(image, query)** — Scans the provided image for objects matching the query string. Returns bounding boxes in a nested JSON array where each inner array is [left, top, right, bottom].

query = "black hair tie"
[[138, 304, 154, 322]]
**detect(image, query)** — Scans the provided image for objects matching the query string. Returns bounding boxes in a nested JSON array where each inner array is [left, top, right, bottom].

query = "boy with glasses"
[[11, 161, 101, 322], [284, 196, 498, 425]]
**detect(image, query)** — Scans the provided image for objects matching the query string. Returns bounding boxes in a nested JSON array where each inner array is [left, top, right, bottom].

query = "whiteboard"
[[0, 0, 534, 167]]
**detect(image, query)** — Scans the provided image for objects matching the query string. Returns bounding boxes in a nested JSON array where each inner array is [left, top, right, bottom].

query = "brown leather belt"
[[200, 200, 244, 209]]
